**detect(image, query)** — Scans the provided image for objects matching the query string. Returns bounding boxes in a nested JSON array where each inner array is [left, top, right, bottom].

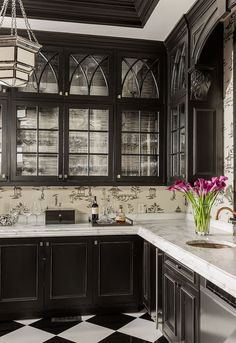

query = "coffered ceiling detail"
[[19, 0, 160, 28]]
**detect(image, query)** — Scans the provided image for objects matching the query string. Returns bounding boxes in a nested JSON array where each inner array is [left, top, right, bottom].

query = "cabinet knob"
[[46, 242, 50, 247], [1, 174, 6, 179], [94, 240, 98, 245], [58, 174, 63, 179], [65, 92, 69, 96], [40, 242, 43, 247], [117, 94, 121, 99], [64, 174, 68, 179], [59, 91, 63, 96], [117, 174, 121, 179]]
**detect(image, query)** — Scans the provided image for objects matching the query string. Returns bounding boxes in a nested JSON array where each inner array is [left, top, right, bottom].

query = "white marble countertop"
[[0, 218, 236, 297]]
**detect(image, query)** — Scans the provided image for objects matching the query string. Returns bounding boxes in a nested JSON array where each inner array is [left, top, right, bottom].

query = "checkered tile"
[[0, 311, 168, 343]]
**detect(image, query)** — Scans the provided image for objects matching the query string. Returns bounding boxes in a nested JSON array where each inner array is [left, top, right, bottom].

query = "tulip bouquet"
[[168, 176, 228, 235]]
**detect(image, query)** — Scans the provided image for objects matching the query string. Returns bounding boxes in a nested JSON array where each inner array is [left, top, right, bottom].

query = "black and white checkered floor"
[[0, 310, 168, 343]]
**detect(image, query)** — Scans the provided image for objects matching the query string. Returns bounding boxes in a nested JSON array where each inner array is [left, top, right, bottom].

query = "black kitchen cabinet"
[[94, 235, 142, 311], [0, 99, 8, 182], [0, 239, 44, 320], [163, 254, 200, 343], [44, 237, 93, 313], [0, 235, 142, 320], [143, 240, 156, 316]]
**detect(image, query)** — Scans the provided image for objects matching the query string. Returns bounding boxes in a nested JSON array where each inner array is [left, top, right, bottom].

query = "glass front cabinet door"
[[0, 101, 7, 181], [11, 102, 63, 183]]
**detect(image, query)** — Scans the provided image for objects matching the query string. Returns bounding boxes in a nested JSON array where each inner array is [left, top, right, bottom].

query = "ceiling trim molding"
[[18, 0, 160, 28]]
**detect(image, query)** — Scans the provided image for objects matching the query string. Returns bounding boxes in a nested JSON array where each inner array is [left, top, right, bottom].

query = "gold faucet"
[[215, 207, 236, 220]]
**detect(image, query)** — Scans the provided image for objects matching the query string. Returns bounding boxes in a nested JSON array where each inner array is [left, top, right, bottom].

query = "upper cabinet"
[[166, 17, 188, 183], [5, 36, 165, 185]]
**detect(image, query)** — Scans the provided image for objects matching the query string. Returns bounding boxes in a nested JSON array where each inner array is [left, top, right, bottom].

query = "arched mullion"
[[89, 55, 109, 95], [38, 52, 59, 92], [171, 49, 181, 95], [139, 59, 159, 98], [122, 58, 141, 97], [177, 44, 186, 90], [69, 55, 90, 93]]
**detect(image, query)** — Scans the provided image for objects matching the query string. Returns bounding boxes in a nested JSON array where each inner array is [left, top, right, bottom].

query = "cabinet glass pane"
[[122, 58, 159, 98], [122, 112, 139, 132], [68, 107, 109, 177], [172, 132, 178, 154], [90, 109, 108, 131], [141, 134, 159, 155], [180, 128, 185, 153], [69, 132, 88, 153], [180, 154, 185, 177], [171, 155, 178, 177], [69, 109, 88, 131], [141, 112, 159, 132], [16, 105, 60, 177], [69, 54, 109, 96], [39, 108, 58, 130], [18, 51, 59, 94], [39, 131, 58, 153], [141, 156, 159, 176], [171, 108, 178, 130], [38, 155, 58, 176], [122, 155, 139, 176], [90, 132, 108, 154], [17, 130, 37, 153], [122, 133, 139, 154], [89, 155, 108, 176], [69, 155, 88, 176], [17, 154, 37, 176], [17, 107, 37, 129]]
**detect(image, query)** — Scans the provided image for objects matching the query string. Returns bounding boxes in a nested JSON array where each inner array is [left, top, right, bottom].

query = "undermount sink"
[[186, 240, 236, 249]]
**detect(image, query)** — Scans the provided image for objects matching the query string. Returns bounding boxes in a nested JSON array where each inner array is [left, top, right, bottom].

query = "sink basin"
[[186, 240, 236, 249]]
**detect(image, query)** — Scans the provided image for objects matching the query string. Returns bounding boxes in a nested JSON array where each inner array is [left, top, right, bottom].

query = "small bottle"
[[91, 196, 99, 223], [116, 205, 126, 224]]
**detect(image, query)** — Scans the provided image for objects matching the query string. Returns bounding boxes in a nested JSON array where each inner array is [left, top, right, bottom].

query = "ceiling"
[[3, 0, 197, 41]]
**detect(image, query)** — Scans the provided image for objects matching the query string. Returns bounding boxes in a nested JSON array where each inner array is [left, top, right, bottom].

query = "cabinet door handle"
[[40, 242, 43, 247], [46, 242, 50, 247], [94, 240, 98, 245]]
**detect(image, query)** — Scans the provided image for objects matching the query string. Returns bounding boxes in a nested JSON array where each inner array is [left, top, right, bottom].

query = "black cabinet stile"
[[143, 240, 156, 316]]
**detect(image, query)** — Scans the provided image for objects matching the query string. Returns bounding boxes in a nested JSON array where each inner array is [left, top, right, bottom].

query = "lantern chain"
[[0, 0, 39, 45]]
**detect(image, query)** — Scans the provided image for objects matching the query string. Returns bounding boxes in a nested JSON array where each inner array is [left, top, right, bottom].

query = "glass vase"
[[193, 205, 211, 236]]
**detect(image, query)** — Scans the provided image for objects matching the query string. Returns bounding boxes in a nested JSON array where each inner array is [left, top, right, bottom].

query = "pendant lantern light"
[[0, 0, 41, 87]]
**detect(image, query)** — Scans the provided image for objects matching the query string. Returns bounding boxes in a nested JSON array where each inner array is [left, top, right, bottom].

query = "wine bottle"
[[91, 196, 99, 223], [115, 205, 126, 224]]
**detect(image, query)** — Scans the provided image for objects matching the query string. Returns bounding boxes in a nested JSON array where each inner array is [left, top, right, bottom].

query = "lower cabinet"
[[0, 235, 142, 320], [44, 237, 93, 313], [0, 239, 44, 319], [163, 254, 200, 343]]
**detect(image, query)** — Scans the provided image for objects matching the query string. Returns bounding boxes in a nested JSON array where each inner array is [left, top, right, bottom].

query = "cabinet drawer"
[[164, 254, 198, 288], [45, 210, 75, 224]]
